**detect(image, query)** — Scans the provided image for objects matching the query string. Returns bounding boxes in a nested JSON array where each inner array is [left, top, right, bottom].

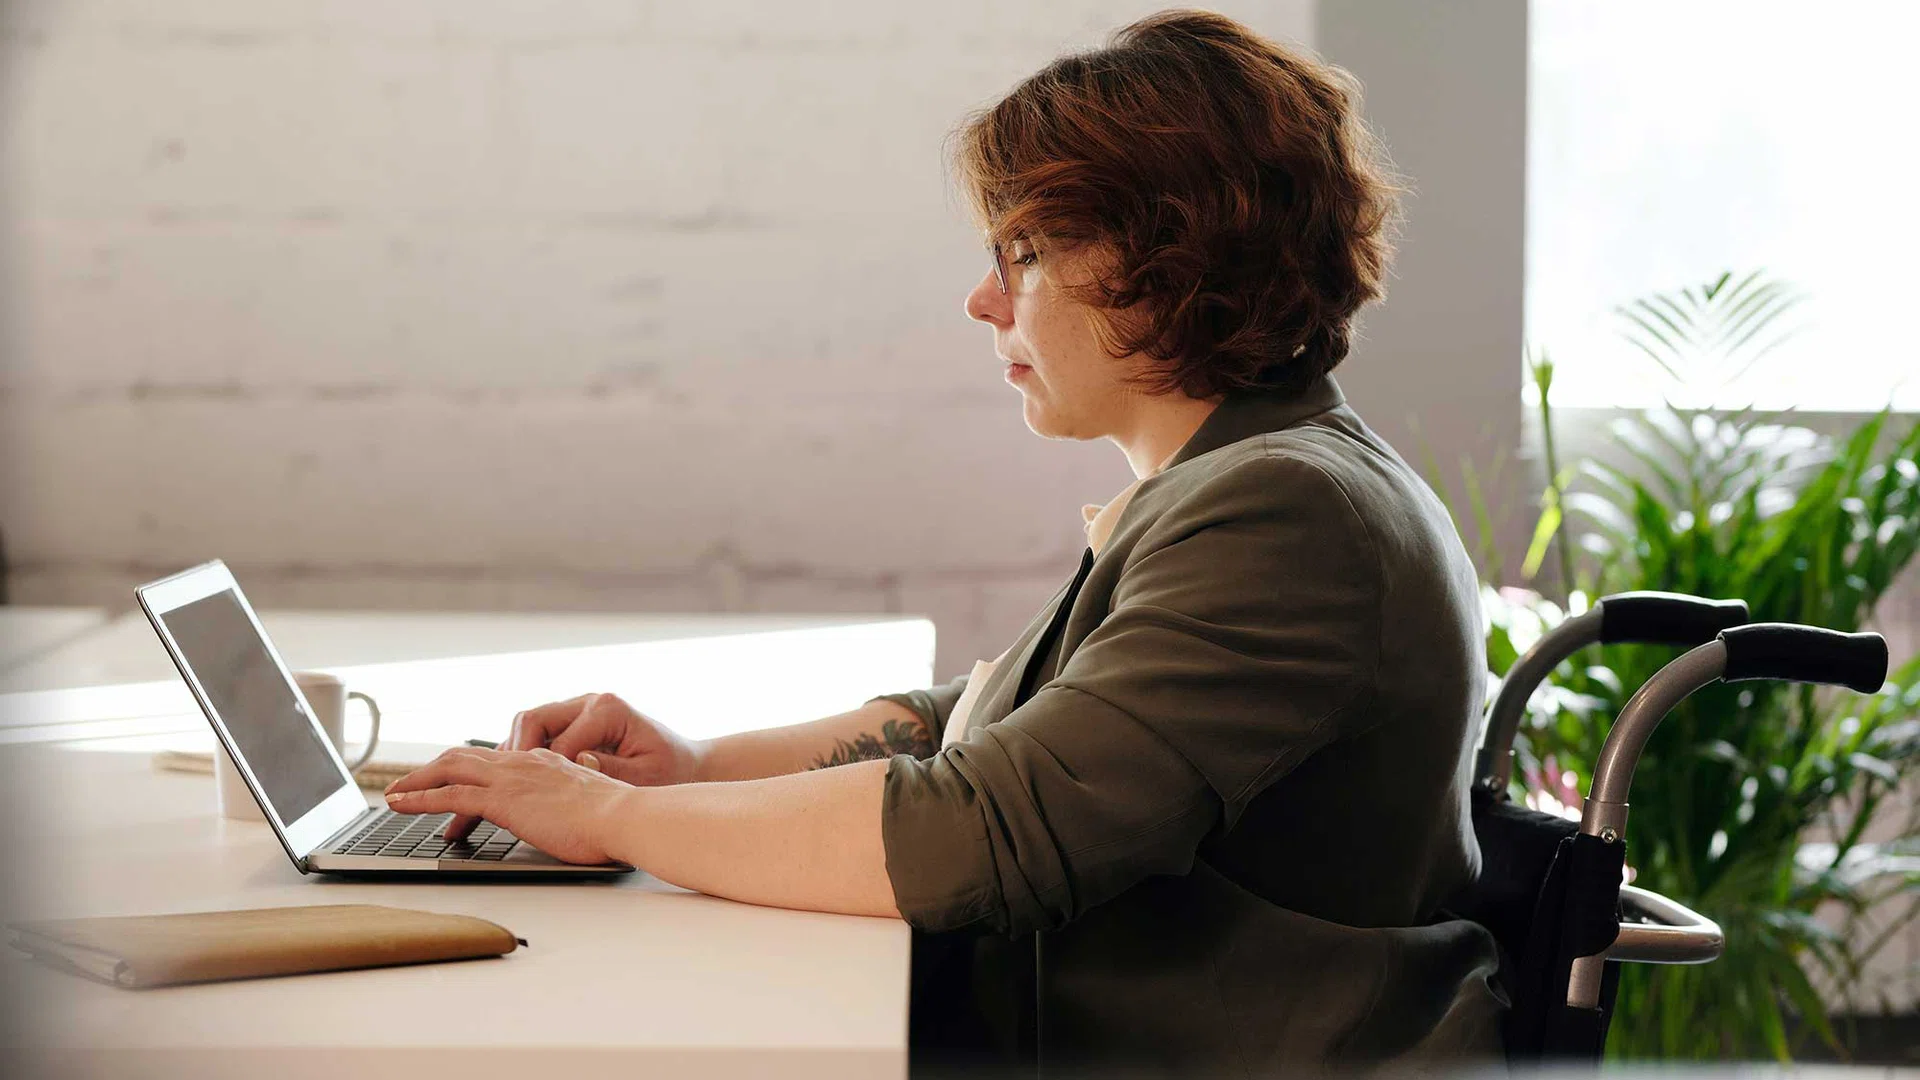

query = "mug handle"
[[344, 691, 382, 773]]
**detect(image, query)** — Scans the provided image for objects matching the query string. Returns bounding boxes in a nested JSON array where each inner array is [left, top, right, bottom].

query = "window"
[[1525, 0, 1920, 412]]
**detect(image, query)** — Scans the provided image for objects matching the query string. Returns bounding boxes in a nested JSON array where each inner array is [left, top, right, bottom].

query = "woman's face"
[[964, 239, 1145, 441]]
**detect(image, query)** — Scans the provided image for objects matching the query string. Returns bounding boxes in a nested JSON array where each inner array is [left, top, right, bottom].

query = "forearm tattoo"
[[809, 717, 934, 769]]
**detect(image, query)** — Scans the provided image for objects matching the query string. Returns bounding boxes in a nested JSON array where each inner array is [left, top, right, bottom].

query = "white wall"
[[0, 0, 1314, 683], [1315, 0, 1531, 577]]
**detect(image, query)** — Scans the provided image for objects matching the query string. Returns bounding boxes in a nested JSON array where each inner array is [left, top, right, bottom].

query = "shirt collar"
[[1080, 374, 1348, 556], [1163, 374, 1346, 471]]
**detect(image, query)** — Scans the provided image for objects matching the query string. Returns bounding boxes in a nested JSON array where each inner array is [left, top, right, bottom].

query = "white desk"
[[0, 612, 934, 1079]]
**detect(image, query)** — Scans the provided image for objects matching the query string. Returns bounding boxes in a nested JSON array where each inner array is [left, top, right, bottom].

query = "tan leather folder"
[[6, 903, 522, 988]]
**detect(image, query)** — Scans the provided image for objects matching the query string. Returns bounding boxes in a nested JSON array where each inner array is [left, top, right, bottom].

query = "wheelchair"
[[1452, 591, 1890, 1063]]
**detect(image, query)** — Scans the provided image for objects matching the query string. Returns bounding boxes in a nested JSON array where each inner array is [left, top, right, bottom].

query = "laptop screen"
[[158, 589, 349, 823]]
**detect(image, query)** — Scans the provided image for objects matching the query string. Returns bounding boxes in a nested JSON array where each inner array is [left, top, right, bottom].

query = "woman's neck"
[[1109, 391, 1226, 479]]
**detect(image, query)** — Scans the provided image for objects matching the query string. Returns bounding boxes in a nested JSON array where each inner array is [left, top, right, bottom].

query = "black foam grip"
[[1718, 623, 1889, 693], [1597, 591, 1749, 646]]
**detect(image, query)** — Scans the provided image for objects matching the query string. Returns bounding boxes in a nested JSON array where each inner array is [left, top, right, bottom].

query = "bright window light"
[[0, 621, 935, 752], [1526, 0, 1920, 411]]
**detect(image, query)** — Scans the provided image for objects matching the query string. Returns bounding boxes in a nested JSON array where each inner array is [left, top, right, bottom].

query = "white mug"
[[215, 671, 383, 821]]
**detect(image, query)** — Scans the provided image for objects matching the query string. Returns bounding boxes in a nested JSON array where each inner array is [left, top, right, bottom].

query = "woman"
[[387, 10, 1505, 1073]]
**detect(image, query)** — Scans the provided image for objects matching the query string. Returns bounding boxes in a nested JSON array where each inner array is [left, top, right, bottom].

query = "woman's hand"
[[384, 746, 631, 860], [500, 691, 706, 784], [439, 692, 702, 845]]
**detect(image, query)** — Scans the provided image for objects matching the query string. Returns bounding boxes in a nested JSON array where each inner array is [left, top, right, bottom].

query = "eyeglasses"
[[989, 239, 1039, 294]]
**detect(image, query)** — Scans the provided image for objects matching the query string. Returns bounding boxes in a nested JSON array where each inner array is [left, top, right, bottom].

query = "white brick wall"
[[0, 0, 1316, 682]]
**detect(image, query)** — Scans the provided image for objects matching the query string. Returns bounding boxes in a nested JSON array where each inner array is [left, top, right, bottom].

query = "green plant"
[[1472, 271, 1920, 1059]]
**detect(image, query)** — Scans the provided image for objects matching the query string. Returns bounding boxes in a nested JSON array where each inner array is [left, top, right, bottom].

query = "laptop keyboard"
[[329, 810, 521, 861]]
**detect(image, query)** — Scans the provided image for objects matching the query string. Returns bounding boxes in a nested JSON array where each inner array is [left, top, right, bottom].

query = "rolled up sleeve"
[[881, 453, 1383, 937], [869, 673, 969, 745]]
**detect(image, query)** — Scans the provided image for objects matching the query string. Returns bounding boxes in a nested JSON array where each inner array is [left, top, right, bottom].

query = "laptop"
[[135, 559, 633, 879]]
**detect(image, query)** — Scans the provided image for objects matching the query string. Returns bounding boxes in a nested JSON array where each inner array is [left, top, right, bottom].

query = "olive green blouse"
[[874, 376, 1506, 1075]]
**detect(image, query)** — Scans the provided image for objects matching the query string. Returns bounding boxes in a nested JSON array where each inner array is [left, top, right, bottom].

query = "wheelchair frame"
[[1467, 591, 1888, 1059]]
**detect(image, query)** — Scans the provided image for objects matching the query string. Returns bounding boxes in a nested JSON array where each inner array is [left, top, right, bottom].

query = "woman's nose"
[[964, 269, 1011, 327]]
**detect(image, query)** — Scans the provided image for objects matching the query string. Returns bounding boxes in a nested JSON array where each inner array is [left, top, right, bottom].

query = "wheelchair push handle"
[[1477, 592, 1750, 795], [1565, 624, 1886, 1011], [1719, 623, 1889, 693], [1598, 592, 1750, 646], [1583, 623, 1889, 829]]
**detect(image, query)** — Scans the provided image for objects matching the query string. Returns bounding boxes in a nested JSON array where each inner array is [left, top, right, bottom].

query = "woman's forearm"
[[694, 699, 934, 783], [605, 757, 900, 918]]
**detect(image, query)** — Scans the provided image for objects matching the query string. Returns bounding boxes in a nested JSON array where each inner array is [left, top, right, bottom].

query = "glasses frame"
[[990, 241, 1009, 294]]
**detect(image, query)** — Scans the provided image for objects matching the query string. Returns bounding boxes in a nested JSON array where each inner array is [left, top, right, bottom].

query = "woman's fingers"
[[386, 746, 495, 793], [383, 748, 503, 839], [385, 783, 490, 819], [504, 694, 597, 751], [546, 694, 642, 763], [573, 750, 652, 786], [378, 747, 619, 860]]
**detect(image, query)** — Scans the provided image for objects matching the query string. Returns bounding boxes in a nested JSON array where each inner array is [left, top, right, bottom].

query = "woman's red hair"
[[953, 9, 1401, 396]]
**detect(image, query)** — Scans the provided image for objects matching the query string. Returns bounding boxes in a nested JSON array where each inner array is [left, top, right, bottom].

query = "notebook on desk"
[[9, 904, 522, 988], [153, 743, 440, 792], [134, 559, 633, 879]]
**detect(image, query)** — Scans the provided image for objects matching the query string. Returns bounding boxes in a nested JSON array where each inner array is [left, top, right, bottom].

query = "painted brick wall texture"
[[0, 0, 1316, 682]]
